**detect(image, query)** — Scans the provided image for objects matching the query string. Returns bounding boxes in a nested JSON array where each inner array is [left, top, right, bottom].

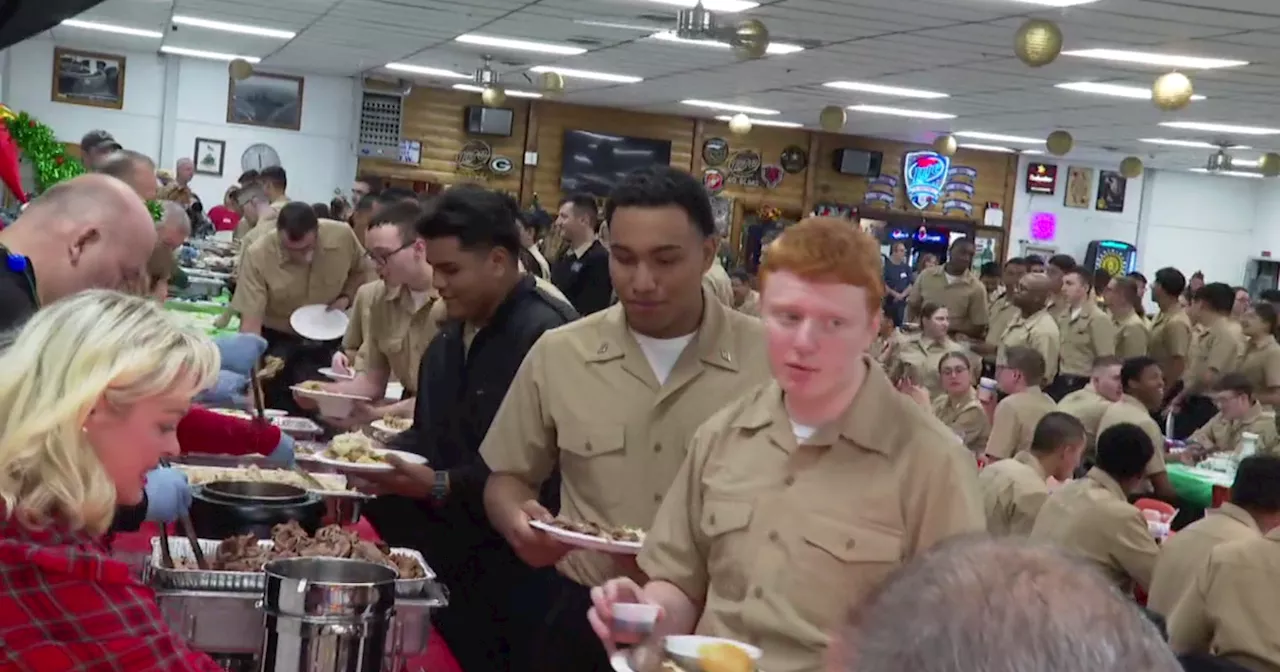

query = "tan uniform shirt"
[[355, 283, 442, 395], [239, 197, 290, 247], [1029, 468, 1160, 593], [891, 334, 969, 399], [1114, 311, 1151, 361], [997, 309, 1061, 384], [1057, 302, 1117, 377], [231, 219, 367, 335], [481, 291, 770, 587], [1147, 503, 1259, 616], [1189, 404, 1280, 456], [638, 367, 985, 672], [702, 260, 734, 307], [983, 294, 1019, 362], [978, 450, 1050, 536], [985, 387, 1056, 460], [1184, 317, 1243, 392], [1045, 294, 1070, 321], [1097, 394, 1167, 478], [1150, 306, 1194, 380], [1168, 528, 1280, 671], [736, 290, 761, 318], [931, 390, 989, 455], [1057, 384, 1112, 456], [1240, 335, 1280, 399], [343, 280, 383, 371], [907, 266, 988, 335]]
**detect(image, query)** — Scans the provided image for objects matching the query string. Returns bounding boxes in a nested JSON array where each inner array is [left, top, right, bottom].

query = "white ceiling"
[[46, 0, 1280, 172]]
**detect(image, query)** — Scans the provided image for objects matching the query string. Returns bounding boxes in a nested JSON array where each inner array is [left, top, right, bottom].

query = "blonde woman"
[[932, 351, 991, 458], [0, 290, 225, 671]]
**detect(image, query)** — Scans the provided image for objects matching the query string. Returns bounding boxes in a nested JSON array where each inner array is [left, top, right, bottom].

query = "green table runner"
[[1167, 463, 1233, 509], [165, 299, 237, 338]]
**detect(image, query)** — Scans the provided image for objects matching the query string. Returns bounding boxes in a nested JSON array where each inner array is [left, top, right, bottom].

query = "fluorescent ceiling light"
[[59, 19, 163, 38], [955, 131, 1042, 144], [529, 66, 642, 83], [1189, 168, 1263, 178], [453, 83, 542, 99], [456, 33, 585, 55], [573, 20, 655, 31], [639, 0, 760, 12], [1160, 121, 1280, 136], [847, 104, 955, 120], [1062, 48, 1247, 70], [682, 99, 779, 115], [1004, 0, 1099, 5], [171, 15, 294, 39], [1056, 81, 1206, 101], [160, 46, 260, 62], [385, 63, 470, 79], [714, 115, 802, 128], [1021, 149, 1045, 155], [1140, 138, 1250, 149], [649, 31, 803, 55], [958, 143, 1016, 153], [824, 81, 948, 99]]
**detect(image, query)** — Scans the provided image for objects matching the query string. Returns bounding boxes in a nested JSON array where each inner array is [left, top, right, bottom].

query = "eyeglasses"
[[940, 366, 969, 376], [365, 242, 413, 266]]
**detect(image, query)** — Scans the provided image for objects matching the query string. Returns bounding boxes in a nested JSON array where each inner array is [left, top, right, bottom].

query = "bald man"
[[157, 200, 192, 250], [97, 150, 159, 201], [0, 174, 157, 331]]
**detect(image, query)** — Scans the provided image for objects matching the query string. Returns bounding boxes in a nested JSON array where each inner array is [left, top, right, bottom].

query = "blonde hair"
[[0, 290, 220, 534]]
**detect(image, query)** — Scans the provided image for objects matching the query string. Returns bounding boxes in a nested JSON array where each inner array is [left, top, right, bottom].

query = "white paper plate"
[[309, 446, 428, 473], [371, 419, 412, 434], [290, 304, 349, 341], [529, 519, 643, 555], [319, 366, 357, 381], [665, 636, 762, 661]]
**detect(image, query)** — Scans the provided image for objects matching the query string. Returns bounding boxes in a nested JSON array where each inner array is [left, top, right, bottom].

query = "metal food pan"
[[147, 536, 436, 596], [274, 416, 322, 435]]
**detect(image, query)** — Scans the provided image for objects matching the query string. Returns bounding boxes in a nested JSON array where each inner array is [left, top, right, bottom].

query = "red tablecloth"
[[113, 519, 462, 672]]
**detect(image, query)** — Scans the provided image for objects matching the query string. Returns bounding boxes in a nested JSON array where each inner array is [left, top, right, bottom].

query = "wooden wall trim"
[[801, 131, 821, 213], [1000, 154, 1018, 260], [690, 119, 706, 174], [518, 101, 541, 205]]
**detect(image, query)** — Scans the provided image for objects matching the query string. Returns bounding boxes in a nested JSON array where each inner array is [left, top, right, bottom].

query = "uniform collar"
[[573, 238, 598, 258], [1118, 393, 1149, 412], [943, 387, 979, 410], [1085, 467, 1128, 501], [1012, 308, 1051, 325], [1015, 450, 1048, 480], [1249, 334, 1279, 352], [383, 280, 438, 307], [1214, 502, 1261, 533]]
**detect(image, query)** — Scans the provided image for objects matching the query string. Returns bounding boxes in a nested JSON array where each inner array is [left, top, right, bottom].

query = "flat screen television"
[[560, 130, 673, 197], [464, 106, 514, 137]]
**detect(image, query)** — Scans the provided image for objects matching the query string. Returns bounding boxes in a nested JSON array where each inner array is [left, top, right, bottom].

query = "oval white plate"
[[529, 519, 642, 555], [319, 366, 357, 381], [290, 304, 349, 341], [371, 419, 412, 434], [310, 446, 427, 473], [666, 635, 763, 661]]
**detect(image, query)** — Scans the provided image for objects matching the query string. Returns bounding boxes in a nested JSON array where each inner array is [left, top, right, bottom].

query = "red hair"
[[759, 216, 885, 313]]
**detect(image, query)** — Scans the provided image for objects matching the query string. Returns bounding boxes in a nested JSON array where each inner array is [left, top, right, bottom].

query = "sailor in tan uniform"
[[1238, 302, 1280, 410], [931, 351, 990, 456], [986, 346, 1057, 460], [1106, 275, 1151, 360], [906, 237, 988, 339], [1186, 374, 1280, 457], [978, 412, 1086, 536], [996, 272, 1061, 386], [1057, 356, 1124, 459], [1052, 268, 1116, 400]]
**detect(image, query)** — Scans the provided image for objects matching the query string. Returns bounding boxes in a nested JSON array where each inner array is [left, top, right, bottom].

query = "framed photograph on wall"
[[193, 138, 226, 176], [227, 72, 304, 131], [1096, 170, 1127, 213], [1064, 166, 1093, 208], [51, 47, 126, 110]]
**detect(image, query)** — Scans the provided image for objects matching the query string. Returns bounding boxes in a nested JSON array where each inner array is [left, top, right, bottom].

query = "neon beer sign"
[[903, 150, 950, 210]]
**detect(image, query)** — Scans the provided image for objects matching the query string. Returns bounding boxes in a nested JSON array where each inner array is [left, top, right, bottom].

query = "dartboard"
[[1096, 249, 1128, 276]]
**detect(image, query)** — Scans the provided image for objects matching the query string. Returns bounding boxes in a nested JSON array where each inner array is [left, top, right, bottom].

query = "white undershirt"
[[790, 420, 818, 443], [409, 290, 433, 311], [630, 330, 694, 385]]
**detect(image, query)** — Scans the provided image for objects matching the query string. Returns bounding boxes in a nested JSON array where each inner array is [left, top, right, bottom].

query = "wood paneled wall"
[[691, 119, 811, 214]]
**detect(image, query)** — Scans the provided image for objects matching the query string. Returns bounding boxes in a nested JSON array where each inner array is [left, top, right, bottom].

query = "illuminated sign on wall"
[[888, 226, 948, 244], [1030, 211, 1057, 241], [1025, 162, 1058, 195], [903, 150, 950, 210]]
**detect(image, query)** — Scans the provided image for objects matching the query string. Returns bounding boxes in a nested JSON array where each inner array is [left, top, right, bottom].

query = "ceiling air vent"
[[357, 90, 403, 160]]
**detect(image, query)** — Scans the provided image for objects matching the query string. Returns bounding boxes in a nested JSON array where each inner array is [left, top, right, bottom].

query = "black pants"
[[1047, 374, 1088, 402], [261, 326, 339, 415], [1179, 653, 1254, 671], [510, 570, 611, 672]]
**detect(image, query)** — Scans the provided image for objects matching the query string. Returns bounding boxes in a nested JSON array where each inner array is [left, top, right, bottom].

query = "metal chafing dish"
[[171, 454, 372, 526]]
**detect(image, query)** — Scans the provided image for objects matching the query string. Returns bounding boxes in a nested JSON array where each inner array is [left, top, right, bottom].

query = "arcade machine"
[[1083, 240, 1138, 278]]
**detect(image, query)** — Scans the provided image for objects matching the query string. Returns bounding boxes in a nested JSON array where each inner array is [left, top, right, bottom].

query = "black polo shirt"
[[0, 247, 37, 333]]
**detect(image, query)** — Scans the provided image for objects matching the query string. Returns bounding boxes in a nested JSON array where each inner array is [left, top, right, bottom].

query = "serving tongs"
[[250, 362, 329, 492], [156, 458, 208, 570]]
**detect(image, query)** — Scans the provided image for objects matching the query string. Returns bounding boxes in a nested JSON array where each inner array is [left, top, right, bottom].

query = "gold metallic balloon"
[[0, 104, 15, 122], [540, 71, 565, 96], [1014, 19, 1063, 68], [481, 86, 507, 106], [228, 58, 255, 81], [731, 19, 770, 61], [1046, 130, 1074, 157], [1152, 72, 1194, 111], [932, 134, 957, 156], [819, 105, 846, 133], [728, 113, 753, 136], [1119, 156, 1144, 179], [1260, 152, 1280, 177]]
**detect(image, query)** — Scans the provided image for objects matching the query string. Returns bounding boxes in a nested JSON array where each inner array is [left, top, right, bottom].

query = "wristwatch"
[[430, 470, 449, 504]]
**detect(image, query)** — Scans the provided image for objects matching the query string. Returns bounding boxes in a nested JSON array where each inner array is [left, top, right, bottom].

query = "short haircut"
[[560, 192, 601, 232], [1120, 356, 1158, 391], [1003, 346, 1045, 384], [1047, 254, 1077, 273], [1024, 254, 1045, 267], [145, 242, 176, 288], [353, 193, 378, 213], [236, 186, 269, 206], [275, 201, 318, 241], [1191, 270, 1205, 280], [1126, 271, 1147, 285], [367, 201, 424, 242], [97, 150, 154, 180], [605, 166, 714, 237], [311, 202, 332, 220], [1005, 256, 1026, 268], [1231, 455, 1280, 513], [260, 165, 287, 190], [376, 187, 418, 206], [1092, 355, 1123, 370], [1214, 372, 1254, 397], [949, 237, 975, 252], [1063, 267, 1091, 285], [979, 261, 1000, 278], [1110, 276, 1141, 309], [159, 201, 190, 232], [1030, 412, 1085, 455], [416, 184, 521, 256], [237, 169, 259, 185], [355, 174, 382, 195], [1252, 301, 1279, 333], [1095, 423, 1154, 481], [1153, 267, 1186, 297], [759, 217, 885, 314], [1194, 282, 1235, 314]]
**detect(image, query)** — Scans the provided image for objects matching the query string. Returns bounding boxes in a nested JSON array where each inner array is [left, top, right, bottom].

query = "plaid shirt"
[[0, 515, 223, 671]]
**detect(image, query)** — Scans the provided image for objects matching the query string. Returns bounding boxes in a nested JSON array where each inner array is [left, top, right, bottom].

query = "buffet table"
[[1167, 463, 1231, 509], [165, 298, 238, 338]]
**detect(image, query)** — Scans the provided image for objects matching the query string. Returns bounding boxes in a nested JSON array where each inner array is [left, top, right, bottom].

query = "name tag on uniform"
[[899, 272, 908, 279], [570, 261, 582, 273]]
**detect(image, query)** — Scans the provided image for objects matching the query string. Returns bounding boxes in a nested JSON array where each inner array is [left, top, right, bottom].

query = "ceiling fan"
[[634, 2, 818, 60]]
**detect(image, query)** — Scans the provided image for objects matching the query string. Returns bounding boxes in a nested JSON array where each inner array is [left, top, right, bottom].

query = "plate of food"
[[319, 366, 357, 381], [609, 636, 761, 672], [371, 415, 413, 434], [529, 517, 644, 555], [310, 432, 427, 472], [290, 382, 372, 419]]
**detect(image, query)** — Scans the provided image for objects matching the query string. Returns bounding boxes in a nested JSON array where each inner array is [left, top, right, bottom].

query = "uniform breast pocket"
[[559, 425, 627, 510], [700, 499, 754, 602], [376, 333, 408, 359], [789, 520, 902, 628]]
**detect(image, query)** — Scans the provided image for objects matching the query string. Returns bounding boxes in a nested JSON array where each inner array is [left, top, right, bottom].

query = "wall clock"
[[241, 143, 281, 171]]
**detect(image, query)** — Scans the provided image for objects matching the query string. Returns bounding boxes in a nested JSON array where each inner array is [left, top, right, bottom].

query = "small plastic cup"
[[978, 377, 998, 403], [612, 602, 660, 645]]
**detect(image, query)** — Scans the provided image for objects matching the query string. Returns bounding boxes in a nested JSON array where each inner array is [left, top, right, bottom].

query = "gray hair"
[[840, 536, 1180, 672], [96, 150, 154, 180], [159, 200, 190, 235], [236, 185, 270, 207]]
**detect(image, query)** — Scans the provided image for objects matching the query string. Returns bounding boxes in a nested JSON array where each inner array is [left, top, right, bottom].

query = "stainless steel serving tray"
[[147, 536, 436, 596], [171, 458, 372, 501]]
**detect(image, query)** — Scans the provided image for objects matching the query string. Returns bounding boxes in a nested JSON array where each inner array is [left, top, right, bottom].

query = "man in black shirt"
[[353, 185, 576, 671], [550, 192, 612, 315]]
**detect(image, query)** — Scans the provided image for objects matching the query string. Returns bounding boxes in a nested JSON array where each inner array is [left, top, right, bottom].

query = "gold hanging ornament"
[[228, 58, 255, 81], [1259, 153, 1280, 177], [932, 134, 957, 156], [728, 113, 753, 136], [730, 19, 770, 61], [1152, 72, 1194, 111], [481, 85, 507, 106], [818, 105, 846, 133], [0, 104, 15, 122], [540, 71, 565, 96], [1013, 19, 1063, 68], [1046, 130, 1073, 157], [1119, 156, 1144, 179]]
